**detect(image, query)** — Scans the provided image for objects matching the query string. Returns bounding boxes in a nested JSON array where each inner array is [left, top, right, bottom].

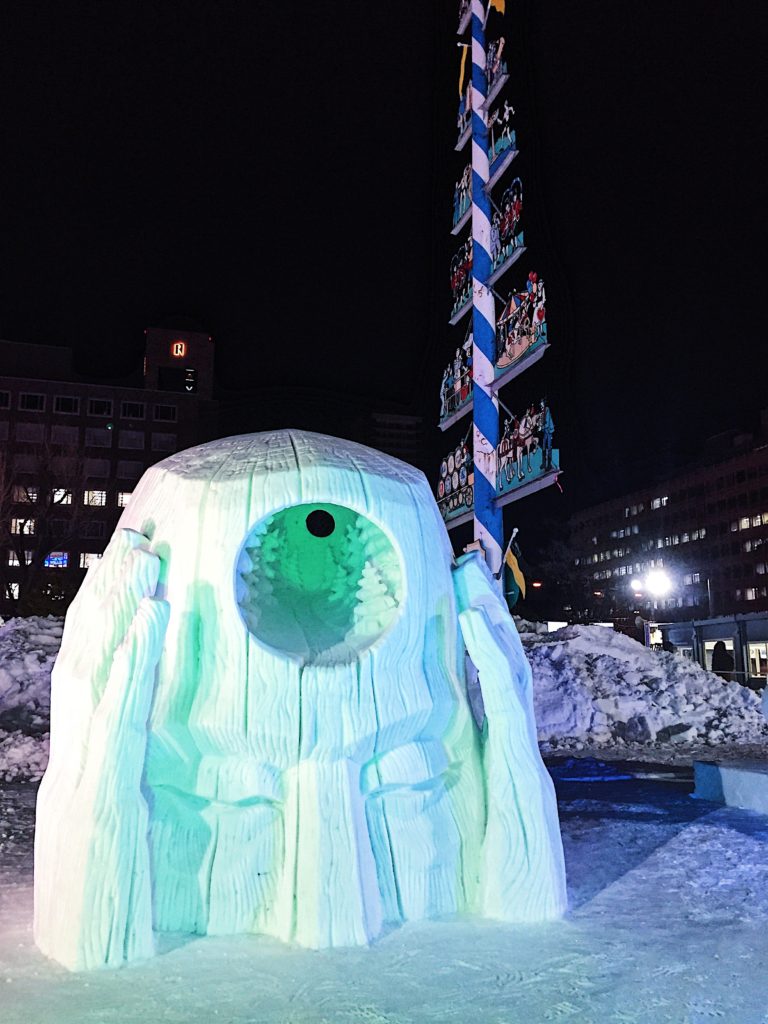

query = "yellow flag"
[[489, 0, 506, 12], [458, 45, 468, 97], [505, 546, 526, 598]]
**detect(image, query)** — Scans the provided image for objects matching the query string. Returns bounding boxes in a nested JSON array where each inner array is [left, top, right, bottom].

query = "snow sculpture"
[[34, 430, 566, 970]]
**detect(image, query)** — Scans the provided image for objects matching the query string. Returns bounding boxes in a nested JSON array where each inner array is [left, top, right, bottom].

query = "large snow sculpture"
[[34, 430, 566, 970]]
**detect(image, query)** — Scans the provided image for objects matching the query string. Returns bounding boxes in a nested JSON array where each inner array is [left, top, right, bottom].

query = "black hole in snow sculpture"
[[306, 509, 335, 538]]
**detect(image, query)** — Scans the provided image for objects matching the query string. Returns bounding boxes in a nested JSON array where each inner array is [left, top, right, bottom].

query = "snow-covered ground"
[[1, 617, 768, 1019], [2, 768, 768, 1022], [1, 615, 767, 783]]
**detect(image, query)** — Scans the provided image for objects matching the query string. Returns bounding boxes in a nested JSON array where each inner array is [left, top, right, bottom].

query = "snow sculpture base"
[[694, 760, 768, 815], [34, 430, 566, 970]]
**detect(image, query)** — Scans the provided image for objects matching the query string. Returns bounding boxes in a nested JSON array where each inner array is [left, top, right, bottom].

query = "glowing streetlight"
[[644, 570, 673, 597]]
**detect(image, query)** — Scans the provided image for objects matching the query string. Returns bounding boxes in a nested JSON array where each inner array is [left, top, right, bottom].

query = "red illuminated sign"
[[171, 341, 186, 358]]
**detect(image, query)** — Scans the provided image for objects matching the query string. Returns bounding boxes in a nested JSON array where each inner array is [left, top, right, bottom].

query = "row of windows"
[[6, 550, 102, 569], [577, 529, 708, 565], [11, 455, 145, 479], [10, 519, 109, 539], [730, 513, 768, 532], [7, 422, 177, 451], [0, 392, 178, 421], [592, 558, 665, 581], [11, 488, 132, 507]]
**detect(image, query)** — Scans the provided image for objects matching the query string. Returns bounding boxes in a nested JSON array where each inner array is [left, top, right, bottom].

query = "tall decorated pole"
[[469, 0, 503, 578]]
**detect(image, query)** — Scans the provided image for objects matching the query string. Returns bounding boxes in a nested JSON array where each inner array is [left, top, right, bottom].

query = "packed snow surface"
[[2, 771, 768, 1022], [1, 615, 767, 784]]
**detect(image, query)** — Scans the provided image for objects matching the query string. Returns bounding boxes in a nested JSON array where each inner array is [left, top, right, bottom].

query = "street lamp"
[[645, 570, 673, 597]]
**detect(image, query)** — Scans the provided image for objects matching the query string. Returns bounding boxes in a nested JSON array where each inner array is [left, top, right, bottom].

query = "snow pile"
[[523, 622, 768, 752], [0, 617, 61, 782]]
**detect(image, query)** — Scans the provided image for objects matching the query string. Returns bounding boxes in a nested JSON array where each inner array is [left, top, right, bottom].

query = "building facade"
[[0, 326, 217, 614], [569, 427, 768, 624]]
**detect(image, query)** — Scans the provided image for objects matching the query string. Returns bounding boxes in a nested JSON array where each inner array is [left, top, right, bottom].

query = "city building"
[[0, 325, 217, 614], [569, 418, 768, 628]]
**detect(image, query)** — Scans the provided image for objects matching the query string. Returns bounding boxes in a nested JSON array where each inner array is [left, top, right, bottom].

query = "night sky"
[[1, 1, 766, 523]]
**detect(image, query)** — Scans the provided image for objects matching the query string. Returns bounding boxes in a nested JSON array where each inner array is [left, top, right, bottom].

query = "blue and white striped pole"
[[470, 0, 503, 578]]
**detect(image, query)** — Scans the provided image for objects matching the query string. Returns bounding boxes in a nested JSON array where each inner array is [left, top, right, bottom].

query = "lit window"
[[88, 398, 113, 417], [763, 513, 768, 526], [19, 393, 45, 412], [11, 518, 34, 535], [756, 563, 766, 575], [752, 515, 762, 528], [681, 532, 689, 543], [744, 540, 753, 552], [700, 527, 706, 538], [745, 588, 757, 601], [692, 572, 700, 583], [44, 552, 68, 569], [83, 490, 107, 507], [117, 491, 133, 508], [54, 395, 80, 414], [12, 485, 37, 503], [6, 583, 19, 600], [79, 552, 102, 569], [730, 521, 739, 532], [692, 530, 699, 540], [53, 489, 72, 505], [740, 517, 750, 530], [7, 550, 32, 566]]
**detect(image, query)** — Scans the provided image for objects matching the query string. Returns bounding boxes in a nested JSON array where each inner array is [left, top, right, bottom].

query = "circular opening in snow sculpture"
[[237, 503, 403, 664], [305, 509, 335, 538]]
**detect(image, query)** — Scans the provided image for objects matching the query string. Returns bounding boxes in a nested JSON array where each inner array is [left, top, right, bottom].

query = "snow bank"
[[0, 616, 60, 782], [522, 622, 768, 753]]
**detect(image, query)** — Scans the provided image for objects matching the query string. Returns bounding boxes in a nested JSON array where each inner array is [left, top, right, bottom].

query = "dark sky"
[[1, 1, 766, 518]]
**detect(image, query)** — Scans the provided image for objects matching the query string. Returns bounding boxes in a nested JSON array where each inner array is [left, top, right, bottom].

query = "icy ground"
[[2, 768, 768, 1023]]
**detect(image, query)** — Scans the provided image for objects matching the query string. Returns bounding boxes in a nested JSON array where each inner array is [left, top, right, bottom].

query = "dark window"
[[19, 393, 45, 412], [119, 430, 144, 450], [80, 521, 106, 540], [85, 427, 112, 448], [151, 432, 177, 452], [153, 404, 177, 423], [88, 398, 113, 417], [120, 401, 145, 419], [0, 391, 10, 409], [54, 395, 80, 415]]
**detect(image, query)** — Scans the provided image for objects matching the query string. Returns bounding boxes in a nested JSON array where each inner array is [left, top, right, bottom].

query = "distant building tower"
[[144, 322, 214, 401]]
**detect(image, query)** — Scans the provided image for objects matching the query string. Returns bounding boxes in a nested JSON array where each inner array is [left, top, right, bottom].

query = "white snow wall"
[[34, 430, 565, 970]]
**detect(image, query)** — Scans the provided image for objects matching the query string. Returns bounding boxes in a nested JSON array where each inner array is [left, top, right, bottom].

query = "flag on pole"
[[505, 544, 526, 599], [500, 529, 526, 609]]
